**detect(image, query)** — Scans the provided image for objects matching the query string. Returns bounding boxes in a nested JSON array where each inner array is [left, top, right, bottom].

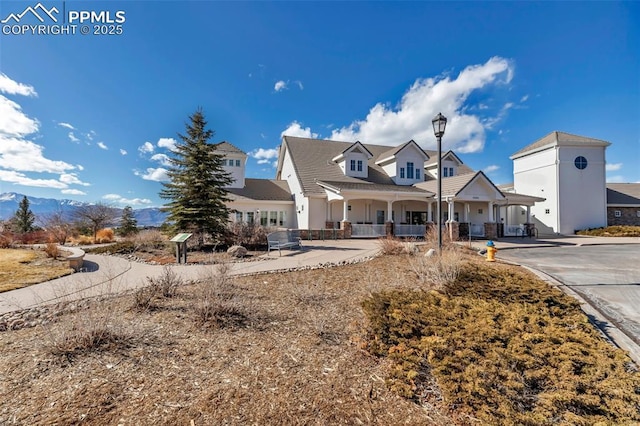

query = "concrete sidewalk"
[[465, 235, 640, 252], [0, 239, 380, 315]]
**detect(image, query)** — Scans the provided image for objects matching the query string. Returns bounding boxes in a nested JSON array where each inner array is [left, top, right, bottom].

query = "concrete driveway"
[[500, 244, 640, 362]]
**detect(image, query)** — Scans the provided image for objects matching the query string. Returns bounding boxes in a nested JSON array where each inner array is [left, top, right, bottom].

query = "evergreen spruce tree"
[[119, 206, 138, 236], [160, 108, 233, 246], [13, 195, 35, 234]]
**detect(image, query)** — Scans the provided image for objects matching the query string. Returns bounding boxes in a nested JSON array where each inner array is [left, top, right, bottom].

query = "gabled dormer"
[[424, 150, 464, 179], [374, 140, 429, 185], [215, 141, 247, 188], [332, 141, 373, 179]]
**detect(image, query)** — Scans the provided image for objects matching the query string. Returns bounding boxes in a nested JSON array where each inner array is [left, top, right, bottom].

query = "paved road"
[[500, 245, 640, 361]]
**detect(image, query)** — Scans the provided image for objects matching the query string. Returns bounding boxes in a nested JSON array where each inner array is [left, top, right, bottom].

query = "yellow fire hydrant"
[[486, 240, 497, 262]]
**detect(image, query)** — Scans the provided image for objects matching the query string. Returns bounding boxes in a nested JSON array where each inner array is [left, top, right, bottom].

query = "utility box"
[[170, 233, 192, 264]]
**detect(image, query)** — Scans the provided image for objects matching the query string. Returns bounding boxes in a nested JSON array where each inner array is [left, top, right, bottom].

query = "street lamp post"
[[432, 112, 447, 253]]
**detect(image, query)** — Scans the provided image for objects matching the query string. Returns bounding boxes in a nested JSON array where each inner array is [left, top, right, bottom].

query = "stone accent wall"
[[484, 222, 498, 240], [299, 229, 345, 240], [325, 221, 335, 229], [447, 221, 459, 241], [525, 223, 536, 238], [385, 221, 394, 237], [458, 222, 469, 238], [341, 221, 352, 238], [607, 207, 640, 226]]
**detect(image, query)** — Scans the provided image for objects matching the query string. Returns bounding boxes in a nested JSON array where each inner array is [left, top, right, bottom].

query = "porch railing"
[[351, 224, 386, 237], [470, 224, 485, 237], [505, 225, 525, 237], [394, 224, 426, 237]]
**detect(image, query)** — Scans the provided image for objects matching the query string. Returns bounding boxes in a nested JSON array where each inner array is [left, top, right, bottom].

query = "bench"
[[267, 230, 302, 256]]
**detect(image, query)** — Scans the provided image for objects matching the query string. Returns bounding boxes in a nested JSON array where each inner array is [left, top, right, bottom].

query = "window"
[[449, 167, 454, 177], [350, 159, 356, 171], [228, 159, 234, 166], [246, 212, 254, 224], [260, 211, 268, 226], [278, 211, 286, 226], [545, 209, 550, 214], [637, 211, 640, 218], [235, 211, 243, 222], [443, 168, 448, 177], [478, 208, 483, 214], [269, 211, 278, 226], [357, 160, 363, 172], [407, 162, 414, 179], [235, 159, 240, 167], [400, 168, 405, 179], [574, 156, 588, 170], [416, 169, 420, 180], [614, 210, 621, 218]]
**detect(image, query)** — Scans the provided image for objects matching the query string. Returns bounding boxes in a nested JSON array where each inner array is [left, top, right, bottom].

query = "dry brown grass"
[[0, 248, 73, 292], [577, 225, 640, 237]]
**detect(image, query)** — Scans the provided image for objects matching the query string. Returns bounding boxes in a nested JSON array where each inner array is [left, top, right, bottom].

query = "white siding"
[[222, 155, 246, 189], [513, 148, 559, 234], [280, 148, 305, 229]]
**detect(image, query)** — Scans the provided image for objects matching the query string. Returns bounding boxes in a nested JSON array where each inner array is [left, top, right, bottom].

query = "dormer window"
[[416, 169, 420, 180], [350, 159, 356, 171], [449, 167, 454, 177], [444, 168, 448, 177], [400, 168, 405, 179], [357, 160, 363, 172], [407, 162, 414, 179]]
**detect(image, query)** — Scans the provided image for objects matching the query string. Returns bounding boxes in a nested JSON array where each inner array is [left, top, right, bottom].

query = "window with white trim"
[[235, 211, 243, 222], [416, 169, 420, 180], [449, 167, 454, 177], [400, 168, 405, 179], [407, 162, 414, 179], [545, 209, 550, 214], [614, 210, 621, 218], [357, 160, 363, 172], [350, 159, 356, 171], [443, 168, 448, 177], [235, 159, 240, 167]]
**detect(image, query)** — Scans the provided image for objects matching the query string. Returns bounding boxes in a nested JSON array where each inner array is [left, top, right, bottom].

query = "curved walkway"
[[0, 239, 380, 315]]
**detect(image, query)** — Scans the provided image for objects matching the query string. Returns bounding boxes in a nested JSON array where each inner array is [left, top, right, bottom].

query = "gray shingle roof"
[[511, 131, 610, 159], [317, 180, 432, 194], [415, 171, 505, 200], [215, 141, 246, 155], [375, 140, 428, 164], [228, 179, 292, 201], [607, 183, 640, 206], [282, 136, 477, 196]]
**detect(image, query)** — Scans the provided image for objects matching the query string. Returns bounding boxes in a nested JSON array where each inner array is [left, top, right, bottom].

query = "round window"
[[574, 156, 588, 170]]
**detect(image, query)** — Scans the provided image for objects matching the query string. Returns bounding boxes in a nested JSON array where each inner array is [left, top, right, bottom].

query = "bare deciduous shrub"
[[226, 222, 270, 249], [43, 242, 59, 259], [377, 236, 406, 255], [410, 247, 463, 290], [132, 266, 182, 310], [132, 229, 167, 251], [424, 225, 455, 250], [194, 263, 248, 328]]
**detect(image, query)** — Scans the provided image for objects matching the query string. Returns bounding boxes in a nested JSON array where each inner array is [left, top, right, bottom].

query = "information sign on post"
[[169, 233, 193, 264]]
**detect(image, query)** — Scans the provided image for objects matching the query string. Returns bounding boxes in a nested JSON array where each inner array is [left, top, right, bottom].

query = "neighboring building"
[[511, 131, 610, 235], [606, 183, 640, 226]]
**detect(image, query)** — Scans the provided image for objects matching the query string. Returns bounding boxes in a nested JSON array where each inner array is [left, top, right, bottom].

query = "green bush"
[[362, 262, 640, 424]]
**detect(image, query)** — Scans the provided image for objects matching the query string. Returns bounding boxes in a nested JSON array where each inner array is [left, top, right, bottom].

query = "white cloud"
[[484, 164, 500, 173], [62, 189, 87, 196], [59, 173, 90, 186], [135, 167, 169, 182], [86, 130, 96, 141], [97, 141, 108, 150], [274, 80, 287, 92], [295, 80, 304, 90], [298, 56, 515, 153], [76, 164, 84, 171], [520, 94, 529, 103], [607, 175, 626, 183], [68, 132, 79, 143], [138, 141, 155, 154], [606, 163, 623, 172], [120, 149, 127, 155], [281, 121, 319, 139], [157, 137, 177, 151], [0, 95, 40, 137], [102, 193, 152, 206], [151, 153, 172, 166], [57, 122, 75, 130], [0, 169, 67, 189], [0, 136, 75, 174], [0, 73, 37, 97], [249, 148, 278, 165]]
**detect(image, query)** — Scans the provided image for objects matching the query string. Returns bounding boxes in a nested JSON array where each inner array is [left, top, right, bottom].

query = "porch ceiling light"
[[432, 112, 447, 138]]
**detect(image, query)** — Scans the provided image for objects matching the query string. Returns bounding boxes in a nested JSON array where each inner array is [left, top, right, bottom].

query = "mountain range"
[[0, 193, 167, 227]]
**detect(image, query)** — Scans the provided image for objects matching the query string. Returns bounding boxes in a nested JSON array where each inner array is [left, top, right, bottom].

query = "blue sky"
[[0, 1, 638, 207]]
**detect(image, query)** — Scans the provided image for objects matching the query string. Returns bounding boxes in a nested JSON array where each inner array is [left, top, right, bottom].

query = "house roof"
[[375, 140, 429, 164], [317, 180, 432, 195], [215, 141, 246, 155], [607, 183, 640, 206], [510, 131, 611, 159], [227, 178, 292, 202], [415, 171, 505, 200], [424, 150, 464, 167]]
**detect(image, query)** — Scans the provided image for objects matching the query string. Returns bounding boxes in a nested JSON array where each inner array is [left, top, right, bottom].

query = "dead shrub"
[[377, 236, 406, 255], [132, 266, 182, 310], [194, 263, 249, 328], [226, 222, 269, 249], [96, 228, 115, 243], [409, 247, 463, 290], [43, 242, 59, 259], [424, 225, 455, 250], [132, 229, 167, 251]]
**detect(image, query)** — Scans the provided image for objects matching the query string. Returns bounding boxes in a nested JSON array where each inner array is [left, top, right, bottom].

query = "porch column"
[[447, 199, 455, 222], [464, 203, 469, 222], [427, 201, 433, 222], [387, 200, 393, 223], [342, 198, 349, 222], [526, 205, 531, 223], [488, 201, 494, 222], [326, 202, 331, 221]]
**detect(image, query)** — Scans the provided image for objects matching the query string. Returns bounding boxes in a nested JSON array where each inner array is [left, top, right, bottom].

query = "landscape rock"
[[227, 245, 247, 258]]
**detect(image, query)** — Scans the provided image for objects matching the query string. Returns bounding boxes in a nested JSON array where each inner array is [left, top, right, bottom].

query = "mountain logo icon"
[[1, 2, 59, 24]]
